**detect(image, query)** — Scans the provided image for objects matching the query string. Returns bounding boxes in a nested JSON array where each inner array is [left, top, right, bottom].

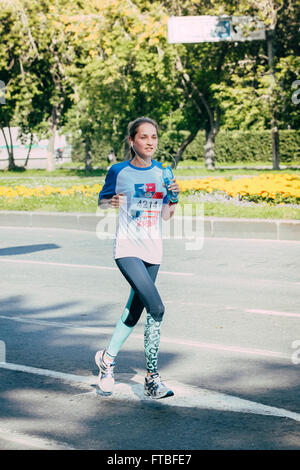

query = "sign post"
[[266, 28, 280, 170], [167, 15, 266, 44]]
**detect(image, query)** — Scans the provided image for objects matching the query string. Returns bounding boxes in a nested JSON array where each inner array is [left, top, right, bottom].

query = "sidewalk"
[[0, 210, 299, 241]]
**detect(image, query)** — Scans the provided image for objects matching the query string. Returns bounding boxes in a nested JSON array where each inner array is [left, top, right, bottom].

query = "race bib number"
[[130, 197, 162, 212]]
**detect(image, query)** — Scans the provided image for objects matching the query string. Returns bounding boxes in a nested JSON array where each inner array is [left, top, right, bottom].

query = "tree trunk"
[[7, 148, 15, 170], [174, 130, 198, 168], [1, 125, 16, 170], [47, 107, 57, 172], [24, 132, 34, 168], [7, 125, 17, 170], [84, 139, 92, 171], [204, 124, 218, 170], [271, 120, 280, 170]]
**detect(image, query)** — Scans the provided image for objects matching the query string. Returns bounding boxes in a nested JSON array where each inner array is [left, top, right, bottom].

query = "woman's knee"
[[123, 302, 164, 327], [148, 302, 165, 322], [122, 309, 142, 327]]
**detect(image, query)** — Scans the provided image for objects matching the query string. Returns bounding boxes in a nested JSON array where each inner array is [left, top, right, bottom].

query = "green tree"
[[0, 0, 40, 169], [158, 0, 299, 169], [1, 0, 298, 172], [62, 0, 182, 167], [0, 0, 79, 171], [211, 0, 299, 168]]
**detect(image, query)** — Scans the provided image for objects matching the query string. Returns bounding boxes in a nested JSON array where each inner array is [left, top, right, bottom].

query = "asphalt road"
[[0, 226, 299, 451]]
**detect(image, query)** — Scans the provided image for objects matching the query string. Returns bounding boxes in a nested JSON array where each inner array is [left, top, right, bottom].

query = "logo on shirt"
[[134, 183, 163, 200], [131, 183, 164, 229]]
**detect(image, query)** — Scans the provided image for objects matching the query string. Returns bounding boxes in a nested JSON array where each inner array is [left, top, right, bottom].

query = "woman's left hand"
[[167, 178, 180, 195]]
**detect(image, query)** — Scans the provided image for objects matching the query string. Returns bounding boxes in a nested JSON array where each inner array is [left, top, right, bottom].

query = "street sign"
[[168, 15, 266, 44]]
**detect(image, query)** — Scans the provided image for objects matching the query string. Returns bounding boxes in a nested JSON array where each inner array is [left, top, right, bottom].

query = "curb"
[[0, 210, 300, 241]]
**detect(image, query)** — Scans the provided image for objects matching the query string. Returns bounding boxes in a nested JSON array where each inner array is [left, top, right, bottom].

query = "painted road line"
[[245, 308, 300, 319], [1, 258, 299, 284], [204, 236, 300, 245], [115, 379, 300, 423], [0, 258, 193, 277], [2, 258, 300, 286], [151, 335, 290, 360], [0, 314, 115, 336], [0, 360, 94, 385], [164, 300, 300, 318], [1, 225, 300, 245], [0, 360, 299, 423], [165, 301, 300, 319], [0, 315, 291, 360]]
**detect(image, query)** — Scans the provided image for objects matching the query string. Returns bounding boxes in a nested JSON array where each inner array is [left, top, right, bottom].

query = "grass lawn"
[[1, 193, 300, 220], [1, 160, 300, 182], [1, 162, 300, 219]]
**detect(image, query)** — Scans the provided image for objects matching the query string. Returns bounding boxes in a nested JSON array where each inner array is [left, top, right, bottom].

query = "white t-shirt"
[[99, 159, 168, 264]]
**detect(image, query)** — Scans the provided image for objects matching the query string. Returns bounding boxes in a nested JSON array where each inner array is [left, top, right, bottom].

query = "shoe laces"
[[101, 355, 115, 373], [147, 373, 163, 387]]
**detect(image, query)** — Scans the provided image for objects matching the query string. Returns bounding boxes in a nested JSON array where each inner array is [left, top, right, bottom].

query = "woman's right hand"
[[110, 193, 126, 208]]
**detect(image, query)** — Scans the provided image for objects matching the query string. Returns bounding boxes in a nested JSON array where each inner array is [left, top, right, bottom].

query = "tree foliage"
[[0, 0, 299, 170]]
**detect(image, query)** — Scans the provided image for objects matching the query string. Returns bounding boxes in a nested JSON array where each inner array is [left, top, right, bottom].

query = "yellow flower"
[[1, 174, 300, 204]]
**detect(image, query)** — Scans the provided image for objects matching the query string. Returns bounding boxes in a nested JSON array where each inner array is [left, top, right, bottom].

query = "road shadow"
[[0, 244, 60, 256], [0, 295, 299, 450], [0, 294, 118, 374], [1, 359, 299, 450]]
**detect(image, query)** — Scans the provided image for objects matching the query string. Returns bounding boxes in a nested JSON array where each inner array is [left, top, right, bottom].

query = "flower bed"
[[0, 183, 103, 200], [0, 174, 299, 205], [178, 173, 300, 205]]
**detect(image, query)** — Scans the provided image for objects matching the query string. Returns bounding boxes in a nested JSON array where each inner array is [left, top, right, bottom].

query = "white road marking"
[[166, 301, 300, 319], [1, 225, 300, 244], [159, 270, 193, 276], [0, 360, 299, 423], [151, 335, 290, 359], [117, 380, 300, 423], [71, 391, 96, 397], [0, 314, 113, 334], [245, 308, 300, 319], [0, 314, 290, 360], [0, 258, 193, 276], [0, 360, 94, 385], [204, 236, 300, 245]]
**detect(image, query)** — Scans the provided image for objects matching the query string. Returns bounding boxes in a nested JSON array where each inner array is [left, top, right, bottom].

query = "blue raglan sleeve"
[[98, 166, 117, 201]]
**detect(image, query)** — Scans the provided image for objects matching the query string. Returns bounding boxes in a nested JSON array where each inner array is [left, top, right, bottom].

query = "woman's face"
[[130, 123, 158, 159]]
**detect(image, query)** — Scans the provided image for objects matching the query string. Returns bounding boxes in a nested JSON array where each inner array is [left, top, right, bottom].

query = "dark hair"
[[127, 117, 159, 159]]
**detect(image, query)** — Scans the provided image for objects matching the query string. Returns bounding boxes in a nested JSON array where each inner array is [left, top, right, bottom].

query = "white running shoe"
[[144, 372, 174, 399], [95, 349, 115, 395]]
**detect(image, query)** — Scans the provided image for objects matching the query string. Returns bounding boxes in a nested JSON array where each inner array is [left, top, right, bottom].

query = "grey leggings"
[[106, 257, 165, 373], [115, 257, 165, 326]]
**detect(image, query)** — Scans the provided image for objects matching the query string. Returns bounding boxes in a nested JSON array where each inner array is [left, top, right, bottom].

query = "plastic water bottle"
[[162, 163, 178, 203]]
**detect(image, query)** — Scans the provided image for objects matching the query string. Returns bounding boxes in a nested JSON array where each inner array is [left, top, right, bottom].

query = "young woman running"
[[95, 117, 180, 399]]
